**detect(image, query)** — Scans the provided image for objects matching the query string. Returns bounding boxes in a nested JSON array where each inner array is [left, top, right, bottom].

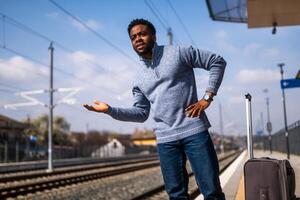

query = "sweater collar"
[[139, 42, 158, 64]]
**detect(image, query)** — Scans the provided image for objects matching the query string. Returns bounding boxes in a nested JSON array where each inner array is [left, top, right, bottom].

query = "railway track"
[[0, 156, 158, 183], [130, 151, 241, 200], [0, 157, 159, 199], [0, 151, 239, 199], [0, 154, 158, 173]]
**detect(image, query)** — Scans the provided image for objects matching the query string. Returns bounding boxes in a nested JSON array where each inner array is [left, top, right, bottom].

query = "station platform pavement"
[[195, 150, 300, 200]]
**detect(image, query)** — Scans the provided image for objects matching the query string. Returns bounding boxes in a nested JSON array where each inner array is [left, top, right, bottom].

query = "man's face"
[[129, 24, 156, 57]]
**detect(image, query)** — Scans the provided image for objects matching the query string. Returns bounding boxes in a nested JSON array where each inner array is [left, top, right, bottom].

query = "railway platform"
[[196, 150, 300, 200]]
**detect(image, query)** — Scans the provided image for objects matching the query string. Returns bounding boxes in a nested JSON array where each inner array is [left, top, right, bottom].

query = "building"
[[0, 114, 27, 162], [131, 128, 157, 147], [132, 136, 156, 146], [91, 138, 125, 158]]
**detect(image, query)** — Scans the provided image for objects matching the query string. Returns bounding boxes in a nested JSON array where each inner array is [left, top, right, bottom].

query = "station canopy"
[[205, 0, 247, 23], [206, 0, 300, 28]]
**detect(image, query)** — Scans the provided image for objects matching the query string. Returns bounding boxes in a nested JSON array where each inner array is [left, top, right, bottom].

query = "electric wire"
[[0, 12, 107, 74], [48, 0, 139, 66], [144, 0, 168, 31], [0, 88, 15, 94], [0, 83, 26, 91], [1, 14, 6, 47], [0, 45, 121, 99], [0, 46, 49, 78], [1, 45, 92, 85], [166, 0, 198, 47], [144, 0, 179, 45], [147, 0, 170, 28]]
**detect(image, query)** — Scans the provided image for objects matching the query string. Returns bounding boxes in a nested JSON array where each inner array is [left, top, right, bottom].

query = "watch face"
[[204, 94, 213, 101]]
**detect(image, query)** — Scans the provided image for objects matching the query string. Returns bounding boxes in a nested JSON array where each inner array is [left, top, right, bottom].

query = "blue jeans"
[[157, 130, 225, 200]]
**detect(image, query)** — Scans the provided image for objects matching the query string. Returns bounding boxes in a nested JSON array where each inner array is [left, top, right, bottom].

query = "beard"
[[135, 41, 155, 56]]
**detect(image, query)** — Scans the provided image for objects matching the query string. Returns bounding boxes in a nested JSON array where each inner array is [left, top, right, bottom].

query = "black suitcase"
[[244, 94, 296, 200]]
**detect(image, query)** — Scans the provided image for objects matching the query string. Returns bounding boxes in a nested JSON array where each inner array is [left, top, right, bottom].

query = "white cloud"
[[261, 48, 280, 58], [243, 43, 262, 57], [46, 12, 102, 32], [68, 51, 96, 64], [242, 43, 280, 60], [213, 30, 239, 54], [70, 18, 102, 32], [0, 56, 48, 82], [214, 30, 228, 39], [61, 51, 136, 102], [237, 69, 280, 84]]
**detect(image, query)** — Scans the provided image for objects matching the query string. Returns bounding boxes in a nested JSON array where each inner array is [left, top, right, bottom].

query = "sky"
[[0, 0, 299, 137]]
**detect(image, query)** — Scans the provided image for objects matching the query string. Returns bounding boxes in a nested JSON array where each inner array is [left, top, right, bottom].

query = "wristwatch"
[[203, 93, 214, 102]]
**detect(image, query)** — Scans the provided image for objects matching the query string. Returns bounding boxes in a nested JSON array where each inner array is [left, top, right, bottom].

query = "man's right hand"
[[83, 100, 109, 113]]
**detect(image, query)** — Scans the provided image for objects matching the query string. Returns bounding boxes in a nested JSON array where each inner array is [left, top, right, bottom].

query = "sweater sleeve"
[[106, 86, 150, 123], [179, 45, 226, 95]]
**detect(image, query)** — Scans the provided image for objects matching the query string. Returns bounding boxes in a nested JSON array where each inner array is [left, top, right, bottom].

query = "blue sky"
[[0, 0, 299, 136]]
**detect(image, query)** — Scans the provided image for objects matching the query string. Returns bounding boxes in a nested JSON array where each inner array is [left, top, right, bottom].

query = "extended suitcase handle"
[[245, 93, 254, 159]]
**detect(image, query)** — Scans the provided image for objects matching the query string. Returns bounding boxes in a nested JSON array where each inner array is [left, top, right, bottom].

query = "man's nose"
[[136, 35, 143, 42]]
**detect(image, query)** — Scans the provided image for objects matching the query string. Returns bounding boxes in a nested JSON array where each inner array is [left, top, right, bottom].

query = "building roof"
[[206, 0, 300, 28], [0, 114, 27, 129], [206, 0, 247, 23]]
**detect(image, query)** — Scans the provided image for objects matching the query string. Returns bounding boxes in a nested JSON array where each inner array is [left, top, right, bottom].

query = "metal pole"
[[278, 63, 290, 159], [260, 111, 267, 151], [16, 141, 19, 162], [245, 94, 254, 159], [266, 97, 272, 154], [167, 27, 173, 45], [219, 103, 224, 154], [263, 89, 272, 154], [47, 42, 54, 172], [4, 141, 7, 162], [260, 112, 264, 135]]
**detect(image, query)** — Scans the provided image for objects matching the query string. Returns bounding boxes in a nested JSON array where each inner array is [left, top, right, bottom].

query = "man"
[[84, 18, 226, 200]]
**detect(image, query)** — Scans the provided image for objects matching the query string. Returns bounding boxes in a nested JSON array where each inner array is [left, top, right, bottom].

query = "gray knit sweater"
[[106, 43, 226, 143]]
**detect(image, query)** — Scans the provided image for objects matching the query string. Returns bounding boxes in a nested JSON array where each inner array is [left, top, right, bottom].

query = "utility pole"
[[278, 63, 290, 159], [263, 89, 272, 154], [219, 103, 224, 154], [47, 42, 54, 172], [86, 123, 89, 134], [4, 43, 81, 169], [260, 112, 264, 135], [167, 27, 173, 45]]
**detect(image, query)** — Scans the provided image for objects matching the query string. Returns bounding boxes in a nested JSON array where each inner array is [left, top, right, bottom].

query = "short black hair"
[[127, 18, 156, 35]]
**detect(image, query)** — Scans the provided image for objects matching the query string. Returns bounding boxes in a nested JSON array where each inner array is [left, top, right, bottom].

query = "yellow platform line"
[[235, 174, 245, 200]]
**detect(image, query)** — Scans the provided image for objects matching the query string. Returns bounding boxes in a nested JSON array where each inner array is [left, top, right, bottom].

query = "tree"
[[23, 114, 71, 146]]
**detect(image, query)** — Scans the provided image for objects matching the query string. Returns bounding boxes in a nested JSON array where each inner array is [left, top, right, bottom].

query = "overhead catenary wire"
[[0, 46, 48, 78], [147, 0, 170, 28], [0, 45, 91, 85], [0, 88, 15, 94], [1, 14, 6, 47], [0, 12, 107, 74], [0, 14, 125, 100], [144, 0, 179, 45], [166, 0, 198, 47], [0, 45, 123, 100], [48, 0, 139, 66], [0, 12, 119, 96], [144, 0, 169, 31], [0, 83, 27, 91], [0, 45, 76, 78]]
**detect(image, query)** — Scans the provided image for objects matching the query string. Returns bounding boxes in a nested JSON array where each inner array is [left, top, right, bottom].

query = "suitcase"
[[244, 94, 296, 200]]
